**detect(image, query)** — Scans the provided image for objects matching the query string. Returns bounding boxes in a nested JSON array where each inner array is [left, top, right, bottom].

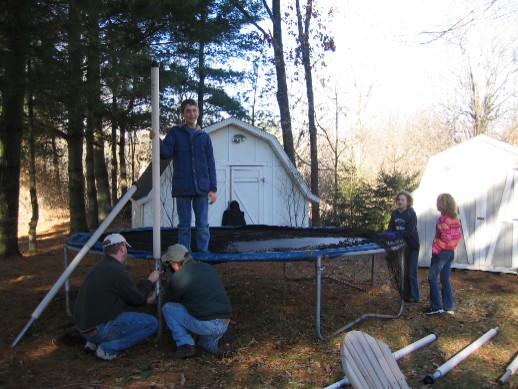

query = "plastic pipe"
[[498, 352, 518, 385], [151, 61, 163, 342], [324, 333, 438, 389], [423, 327, 499, 384], [393, 333, 438, 360]]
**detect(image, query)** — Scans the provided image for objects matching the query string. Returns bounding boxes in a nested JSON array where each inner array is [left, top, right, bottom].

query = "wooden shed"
[[413, 135, 518, 274], [131, 117, 319, 228]]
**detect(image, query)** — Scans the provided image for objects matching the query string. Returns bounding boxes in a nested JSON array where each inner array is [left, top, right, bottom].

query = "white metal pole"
[[151, 62, 161, 262], [324, 333, 438, 389], [151, 62, 162, 341], [498, 352, 518, 385], [392, 333, 438, 360], [423, 327, 499, 384]]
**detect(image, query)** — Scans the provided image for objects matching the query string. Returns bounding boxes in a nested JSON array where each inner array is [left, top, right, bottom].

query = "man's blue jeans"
[[428, 250, 455, 311], [162, 302, 228, 354], [404, 248, 420, 301], [81, 311, 158, 354], [176, 196, 210, 252]]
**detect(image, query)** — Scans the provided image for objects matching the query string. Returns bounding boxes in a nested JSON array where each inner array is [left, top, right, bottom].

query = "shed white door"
[[230, 166, 264, 224]]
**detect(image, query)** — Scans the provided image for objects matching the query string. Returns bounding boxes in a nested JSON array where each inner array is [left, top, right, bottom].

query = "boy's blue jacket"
[[159, 124, 217, 196]]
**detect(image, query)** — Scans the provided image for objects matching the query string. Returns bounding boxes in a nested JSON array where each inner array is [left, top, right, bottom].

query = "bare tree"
[[231, 0, 296, 165], [420, 0, 518, 141]]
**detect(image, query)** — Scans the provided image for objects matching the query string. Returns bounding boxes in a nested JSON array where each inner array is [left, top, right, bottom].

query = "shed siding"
[[414, 135, 518, 274]]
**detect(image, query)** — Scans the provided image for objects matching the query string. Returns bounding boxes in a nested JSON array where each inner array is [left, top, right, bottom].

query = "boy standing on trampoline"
[[150, 99, 217, 253], [424, 193, 462, 316], [387, 190, 421, 303]]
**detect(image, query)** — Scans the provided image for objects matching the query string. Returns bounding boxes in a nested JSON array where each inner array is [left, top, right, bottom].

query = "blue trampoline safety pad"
[[66, 225, 397, 262]]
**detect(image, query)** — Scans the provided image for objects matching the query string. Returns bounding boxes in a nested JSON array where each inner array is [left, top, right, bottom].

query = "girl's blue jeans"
[[428, 250, 455, 311]]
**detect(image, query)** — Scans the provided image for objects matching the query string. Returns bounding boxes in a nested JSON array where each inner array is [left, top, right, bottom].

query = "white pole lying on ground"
[[324, 333, 438, 389], [151, 61, 162, 341], [392, 333, 438, 360], [498, 352, 518, 385], [423, 327, 499, 384], [10, 185, 138, 348]]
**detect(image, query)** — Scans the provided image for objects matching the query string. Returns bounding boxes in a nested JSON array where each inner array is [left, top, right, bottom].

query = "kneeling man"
[[162, 244, 233, 358]]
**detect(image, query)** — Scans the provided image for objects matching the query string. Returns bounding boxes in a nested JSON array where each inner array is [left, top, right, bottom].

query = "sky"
[[315, 0, 518, 126]]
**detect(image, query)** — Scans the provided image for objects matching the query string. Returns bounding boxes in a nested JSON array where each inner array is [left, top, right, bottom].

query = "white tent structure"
[[131, 117, 319, 228], [413, 135, 518, 274]]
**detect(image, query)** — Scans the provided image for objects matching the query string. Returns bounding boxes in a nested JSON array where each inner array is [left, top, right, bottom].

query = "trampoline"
[[63, 225, 406, 340]]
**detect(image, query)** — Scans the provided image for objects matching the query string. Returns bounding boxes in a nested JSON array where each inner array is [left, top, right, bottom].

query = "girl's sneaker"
[[423, 308, 444, 316]]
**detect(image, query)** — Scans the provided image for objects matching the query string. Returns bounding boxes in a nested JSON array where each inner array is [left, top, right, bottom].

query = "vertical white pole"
[[151, 62, 161, 261], [151, 62, 162, 341]]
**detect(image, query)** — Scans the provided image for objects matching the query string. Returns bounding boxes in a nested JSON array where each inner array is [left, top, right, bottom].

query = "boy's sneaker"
[[217, 331, 234, 358], [84, 341, 97, 353], [423, 308, 444, 316], [444, 310, 455, 315], [96, 347, 118, 361]]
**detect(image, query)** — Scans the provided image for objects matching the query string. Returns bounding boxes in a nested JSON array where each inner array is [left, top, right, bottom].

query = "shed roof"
[[430, 134, 518, 169]]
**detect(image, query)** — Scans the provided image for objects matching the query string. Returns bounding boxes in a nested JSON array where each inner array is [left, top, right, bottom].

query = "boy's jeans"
[[176, 196, 209, 252], [162, 302, 228, 354]]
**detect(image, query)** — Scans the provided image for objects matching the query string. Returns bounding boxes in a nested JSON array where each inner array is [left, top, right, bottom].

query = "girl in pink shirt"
[[424, 193, 462, 316]]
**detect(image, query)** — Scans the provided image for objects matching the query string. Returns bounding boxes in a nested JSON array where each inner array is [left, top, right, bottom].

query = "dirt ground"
[[1, 222, 517, 389]]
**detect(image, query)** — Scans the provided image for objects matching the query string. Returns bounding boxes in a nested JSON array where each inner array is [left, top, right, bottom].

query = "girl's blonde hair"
[[395, 191, 413, 207], [437, 193, 458, 218]]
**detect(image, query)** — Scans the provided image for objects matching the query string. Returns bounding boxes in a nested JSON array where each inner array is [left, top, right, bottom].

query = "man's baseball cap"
[[161, 244, 190, 263], [103, 233, 132, 248]]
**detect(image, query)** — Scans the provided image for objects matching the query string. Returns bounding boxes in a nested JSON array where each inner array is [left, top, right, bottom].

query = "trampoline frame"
[[63, 241, 404, 341]]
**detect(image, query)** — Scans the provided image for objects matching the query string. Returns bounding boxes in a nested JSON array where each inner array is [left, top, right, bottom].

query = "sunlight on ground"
[[0, 275, 34, 288], [18, 194, 69, 237], [26, 341, 59, 360]]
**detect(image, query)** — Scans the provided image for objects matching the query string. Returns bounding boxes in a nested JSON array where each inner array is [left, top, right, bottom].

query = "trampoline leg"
[[153, 257, 163, 342], [371, 254, 375, 287], [316, 256, 323, 340], [64, 245, 71, 317]]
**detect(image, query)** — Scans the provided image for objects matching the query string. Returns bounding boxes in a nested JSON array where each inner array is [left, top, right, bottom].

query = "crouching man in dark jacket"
[[161, 244, 233, 359], [75, 233, 160, 360]]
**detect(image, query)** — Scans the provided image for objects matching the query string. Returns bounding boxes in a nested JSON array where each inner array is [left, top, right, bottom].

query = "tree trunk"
[[85, 5, 101, 229], [85, 121, 99, 229], [119, 122, 128, 195], [197, 30, 206, 127], [94, 124, 111, 221], [296, 0, 320, 225], [66, 0, 89, 234], [110, 117, 118, 206], [272, 0, 296, 166], [27, 57, 39, 254], [0, 0, 30, 258], [51, 135, 61, 187]]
